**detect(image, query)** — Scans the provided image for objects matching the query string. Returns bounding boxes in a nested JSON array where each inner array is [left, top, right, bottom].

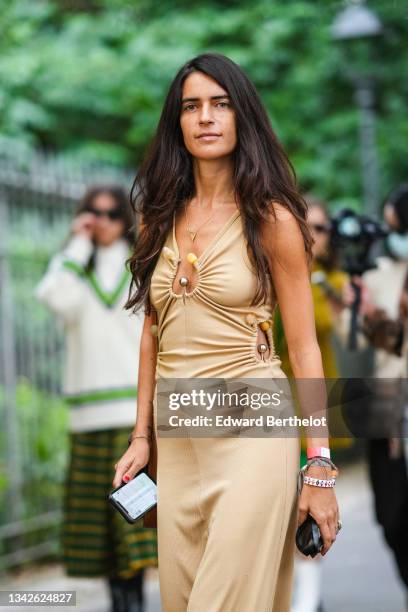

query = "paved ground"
[[320, 459, 407, 612], [0, 565, 160, 611], [1, 458, 407, 611]]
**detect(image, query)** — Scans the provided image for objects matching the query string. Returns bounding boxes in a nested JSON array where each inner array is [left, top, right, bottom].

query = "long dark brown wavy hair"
[[125, 52, 313, 315]]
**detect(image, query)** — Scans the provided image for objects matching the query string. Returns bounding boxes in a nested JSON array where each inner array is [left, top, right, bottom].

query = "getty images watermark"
[[155, 377, 408, 439], [155, 378, 329, 438], [167, 387, 326, 428]]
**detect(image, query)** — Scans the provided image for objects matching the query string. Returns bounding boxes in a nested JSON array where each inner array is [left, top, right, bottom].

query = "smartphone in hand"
[[108, 468, 157, 524]]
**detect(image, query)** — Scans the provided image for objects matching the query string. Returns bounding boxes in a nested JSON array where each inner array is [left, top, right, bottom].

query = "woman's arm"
[[112, 306, 158, 487], [130, 310, 158, 440], [261, 202, 328, 446], [261, 202, 339, 555]]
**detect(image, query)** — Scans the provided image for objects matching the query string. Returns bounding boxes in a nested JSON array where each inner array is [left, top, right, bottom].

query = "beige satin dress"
[[150, 208, 300, 612]]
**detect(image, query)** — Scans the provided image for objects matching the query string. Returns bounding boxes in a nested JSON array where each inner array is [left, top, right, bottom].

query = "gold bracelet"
[[128, 433, 151, 446]]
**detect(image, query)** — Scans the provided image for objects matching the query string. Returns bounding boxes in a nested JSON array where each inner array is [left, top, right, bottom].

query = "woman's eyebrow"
[[181, 94, 231, 104]]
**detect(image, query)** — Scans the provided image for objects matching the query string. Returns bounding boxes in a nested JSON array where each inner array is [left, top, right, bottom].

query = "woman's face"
[[88, 193, 125, 246], [179, 71, 237, 161], [307, 205, 330, 259]]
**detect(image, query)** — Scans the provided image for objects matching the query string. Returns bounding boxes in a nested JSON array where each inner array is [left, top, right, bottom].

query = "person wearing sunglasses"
[[35, 185, 158, 612], [84, 206, 125, 220]]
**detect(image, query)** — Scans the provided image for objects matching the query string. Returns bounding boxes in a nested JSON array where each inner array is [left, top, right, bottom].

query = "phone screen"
[[111, 472, 157, 521]]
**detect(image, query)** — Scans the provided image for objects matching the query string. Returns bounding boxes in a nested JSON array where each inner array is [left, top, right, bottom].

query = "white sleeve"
[[34, 235, 94, 325]]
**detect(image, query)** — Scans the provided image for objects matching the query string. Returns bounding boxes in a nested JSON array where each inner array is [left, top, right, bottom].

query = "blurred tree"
[[0, 0, 406, 208]]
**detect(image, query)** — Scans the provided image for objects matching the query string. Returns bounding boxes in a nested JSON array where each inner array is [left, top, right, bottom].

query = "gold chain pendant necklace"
[[184, 202, 216, 244]]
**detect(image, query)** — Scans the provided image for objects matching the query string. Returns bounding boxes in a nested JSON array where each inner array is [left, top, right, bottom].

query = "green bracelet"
[[301, 457, 339, 477]]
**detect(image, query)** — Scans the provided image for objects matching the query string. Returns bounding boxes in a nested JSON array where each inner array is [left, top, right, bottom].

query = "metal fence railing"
[[0, 139, 133, 571]]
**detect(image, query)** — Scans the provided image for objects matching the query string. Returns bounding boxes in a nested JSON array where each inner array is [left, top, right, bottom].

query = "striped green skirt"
[[61, 428, 158, 579]]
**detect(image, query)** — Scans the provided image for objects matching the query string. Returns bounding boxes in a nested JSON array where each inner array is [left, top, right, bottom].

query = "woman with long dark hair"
[[113, 53, 340, 611]]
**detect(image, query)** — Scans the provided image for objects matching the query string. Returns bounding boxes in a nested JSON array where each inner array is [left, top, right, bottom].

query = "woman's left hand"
[[297, 465, 340, 556]]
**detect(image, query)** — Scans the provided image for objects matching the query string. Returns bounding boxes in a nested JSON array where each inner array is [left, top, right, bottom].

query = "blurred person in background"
[[348, 184, 408, 607], [35, 185, 158, 612], [274, 195, 353, 612]]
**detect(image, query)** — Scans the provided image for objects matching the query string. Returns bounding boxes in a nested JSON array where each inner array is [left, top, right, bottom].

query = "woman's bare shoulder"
[[261, 200, 304, 246], [264, 200, 299, 224]]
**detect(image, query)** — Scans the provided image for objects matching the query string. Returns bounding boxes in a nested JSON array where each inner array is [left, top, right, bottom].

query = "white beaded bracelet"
[[303, 475, 336, 488]]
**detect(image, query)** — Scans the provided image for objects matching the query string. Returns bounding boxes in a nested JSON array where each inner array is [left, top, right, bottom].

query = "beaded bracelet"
[[303, 475, 336, 488], [297, 458, 339, 494]]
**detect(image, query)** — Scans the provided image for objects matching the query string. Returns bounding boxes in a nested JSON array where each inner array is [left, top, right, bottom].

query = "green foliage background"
[[0, 0, 407, 208]]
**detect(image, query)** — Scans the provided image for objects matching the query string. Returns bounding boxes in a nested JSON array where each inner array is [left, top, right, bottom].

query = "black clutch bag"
[[295, 514, 323, 557], [296, 464, 324, 557]]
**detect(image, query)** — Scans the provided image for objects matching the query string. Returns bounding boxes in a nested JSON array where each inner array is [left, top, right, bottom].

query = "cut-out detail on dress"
[[169, 208, 240, 299], [170, 264, 199, 298], [160, 245, 195, 298]]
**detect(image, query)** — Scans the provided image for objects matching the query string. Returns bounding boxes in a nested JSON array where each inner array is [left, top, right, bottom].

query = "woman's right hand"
[[112, 438, 150, 488], [71, 212, 96, 239]]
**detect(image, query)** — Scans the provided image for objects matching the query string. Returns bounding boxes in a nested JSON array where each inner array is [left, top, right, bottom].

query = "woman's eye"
[[183, 101, 231, 112]]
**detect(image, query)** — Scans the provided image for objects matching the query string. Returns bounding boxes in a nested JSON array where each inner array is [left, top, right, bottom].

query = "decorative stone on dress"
[[257, 343, 268, 361], [150, 324, 159, 337], [162, 246, 178, 266], [246, 314, 272, 332], [186, 252, 200, 270], [246, 313, 258, 328], [178, 276, 189, 305]]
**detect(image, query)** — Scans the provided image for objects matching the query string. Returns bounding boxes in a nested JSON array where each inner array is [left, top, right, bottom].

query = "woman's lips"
[[197, 134, 221, 141]]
